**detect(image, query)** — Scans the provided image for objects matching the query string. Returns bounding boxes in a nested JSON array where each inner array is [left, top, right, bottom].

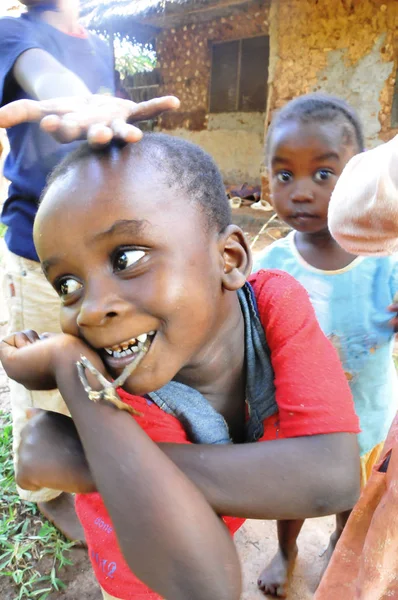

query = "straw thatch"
[[79, 0, 190, 39]]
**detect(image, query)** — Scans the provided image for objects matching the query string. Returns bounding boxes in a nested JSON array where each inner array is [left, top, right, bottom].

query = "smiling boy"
[[0, 134, 360, 600]]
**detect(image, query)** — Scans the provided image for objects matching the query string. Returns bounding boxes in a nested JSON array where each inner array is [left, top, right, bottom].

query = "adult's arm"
[[5, 48, 179, 144], [13, 47, 90, 100]]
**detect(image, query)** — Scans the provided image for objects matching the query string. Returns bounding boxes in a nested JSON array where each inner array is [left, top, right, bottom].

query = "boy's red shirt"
[[75, 270, 360, 599]]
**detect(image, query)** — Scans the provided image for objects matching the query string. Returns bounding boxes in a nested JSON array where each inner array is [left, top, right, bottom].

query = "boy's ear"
[[218, 225, 252, 291]]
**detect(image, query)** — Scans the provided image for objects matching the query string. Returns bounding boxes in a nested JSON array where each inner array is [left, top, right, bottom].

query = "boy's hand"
[[0, 95, 180, 145], [388, 302, 398, 333], [388, 293, 398, 333], [17, 408, 95, 494], [0, 331, 105, 391], [0, 330, 58, 389]]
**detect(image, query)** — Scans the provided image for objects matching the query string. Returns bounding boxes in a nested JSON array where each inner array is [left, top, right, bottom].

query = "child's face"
[[34, 154, 240, 396], [268, 120, 358, 234]]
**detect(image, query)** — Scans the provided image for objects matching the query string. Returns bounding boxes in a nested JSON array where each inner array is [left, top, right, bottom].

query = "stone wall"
[[156, 1, 270, 184]]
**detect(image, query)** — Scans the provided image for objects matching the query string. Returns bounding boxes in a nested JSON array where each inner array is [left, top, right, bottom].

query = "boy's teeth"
[[104, 331, 155, 357]]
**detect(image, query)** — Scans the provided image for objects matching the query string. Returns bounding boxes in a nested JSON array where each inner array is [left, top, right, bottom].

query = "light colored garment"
[[328, 135, 398, 256], [254, 232, 398, 456], [2, 245, 68, 502]]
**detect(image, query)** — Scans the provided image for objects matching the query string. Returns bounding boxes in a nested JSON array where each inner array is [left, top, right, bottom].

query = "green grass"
[[0, 223, 7, 238], [0, 412, 75, 599]]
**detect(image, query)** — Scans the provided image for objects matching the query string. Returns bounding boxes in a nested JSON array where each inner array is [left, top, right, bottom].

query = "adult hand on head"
[[0, 94, 180, 145]]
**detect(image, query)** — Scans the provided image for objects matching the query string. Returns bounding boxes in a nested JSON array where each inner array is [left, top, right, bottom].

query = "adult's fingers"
[[0, 97, 89, 128], [110, 119, 143, 144], [0, 99, 46, 128], [40, 115, 85, 143], [126, 95, 180, 123], [87, 123, 114, 146]]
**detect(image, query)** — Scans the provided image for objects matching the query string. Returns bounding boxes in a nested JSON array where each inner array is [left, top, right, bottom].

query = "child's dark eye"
[[313, 169, 333, 182], [113, 249, 146, 272], [276, 171, 293, 183], [58, 278, 82, 299]]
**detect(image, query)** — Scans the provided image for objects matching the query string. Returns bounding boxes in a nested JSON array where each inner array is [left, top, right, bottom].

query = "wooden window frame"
[[209, 34, 269, 114]]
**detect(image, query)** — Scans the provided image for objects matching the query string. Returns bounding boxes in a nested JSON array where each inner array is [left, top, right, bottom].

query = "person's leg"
[[258, 519, 304, 598], [3, 246, 85, 543]]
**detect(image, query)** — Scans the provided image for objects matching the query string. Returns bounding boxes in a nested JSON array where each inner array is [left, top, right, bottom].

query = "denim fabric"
[[148, 283, 277, 443]]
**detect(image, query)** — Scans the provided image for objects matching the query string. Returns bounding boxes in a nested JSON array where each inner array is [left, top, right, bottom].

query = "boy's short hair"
[[266, 93, 365, 158], [44, 133, 232, 233]]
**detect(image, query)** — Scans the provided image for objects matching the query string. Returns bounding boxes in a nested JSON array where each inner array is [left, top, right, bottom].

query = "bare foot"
[[257, 545, 298, 597], [38, 492, 86, 546]]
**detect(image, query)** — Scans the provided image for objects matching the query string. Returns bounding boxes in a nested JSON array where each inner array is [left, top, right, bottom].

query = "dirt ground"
[[0, 209, 335, 599]]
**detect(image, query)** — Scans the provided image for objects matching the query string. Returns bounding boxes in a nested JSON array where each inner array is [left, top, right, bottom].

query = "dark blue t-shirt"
[[0, 12, 115, 261]]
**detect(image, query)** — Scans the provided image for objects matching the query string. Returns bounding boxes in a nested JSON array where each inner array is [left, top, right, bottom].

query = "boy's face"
[[268, 120, 357, 234], [35, 154, 234, 396]]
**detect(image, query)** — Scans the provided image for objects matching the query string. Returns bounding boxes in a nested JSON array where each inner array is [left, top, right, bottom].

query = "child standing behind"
[[254, 94, 398, 597]]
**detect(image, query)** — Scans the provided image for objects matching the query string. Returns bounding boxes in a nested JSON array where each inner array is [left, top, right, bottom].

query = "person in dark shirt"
[[0, 0, 178, 543]]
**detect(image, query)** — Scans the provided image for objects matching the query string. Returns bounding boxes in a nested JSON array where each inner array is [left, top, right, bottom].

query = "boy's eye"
[[58, 278, 82, 298], [276, 171, 292, 183], [314, 169, 333, 182], [113, 249, 145, 272]]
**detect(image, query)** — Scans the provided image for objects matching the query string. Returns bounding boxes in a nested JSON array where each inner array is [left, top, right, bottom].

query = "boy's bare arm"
[[0, 48, 179, 145], [161, 432, 360, 520], [53, 356, 241, 600], [22, 405, 359, 521]]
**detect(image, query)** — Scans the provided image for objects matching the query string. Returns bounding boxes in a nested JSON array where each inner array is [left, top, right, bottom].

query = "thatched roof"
[[80, 0, 191, 40], [80, 0, 260, 42]]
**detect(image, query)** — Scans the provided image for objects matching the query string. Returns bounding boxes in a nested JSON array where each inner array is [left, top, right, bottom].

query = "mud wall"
[[154, 0, 397, 190], [156, 1, 270, 184]]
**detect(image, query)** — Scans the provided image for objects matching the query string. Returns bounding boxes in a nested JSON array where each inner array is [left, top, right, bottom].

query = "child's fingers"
[[1, 330, 40, 348], [389, 315, 398, 333], [25, 407, 45, 420], [387, 303, 398, 313]]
